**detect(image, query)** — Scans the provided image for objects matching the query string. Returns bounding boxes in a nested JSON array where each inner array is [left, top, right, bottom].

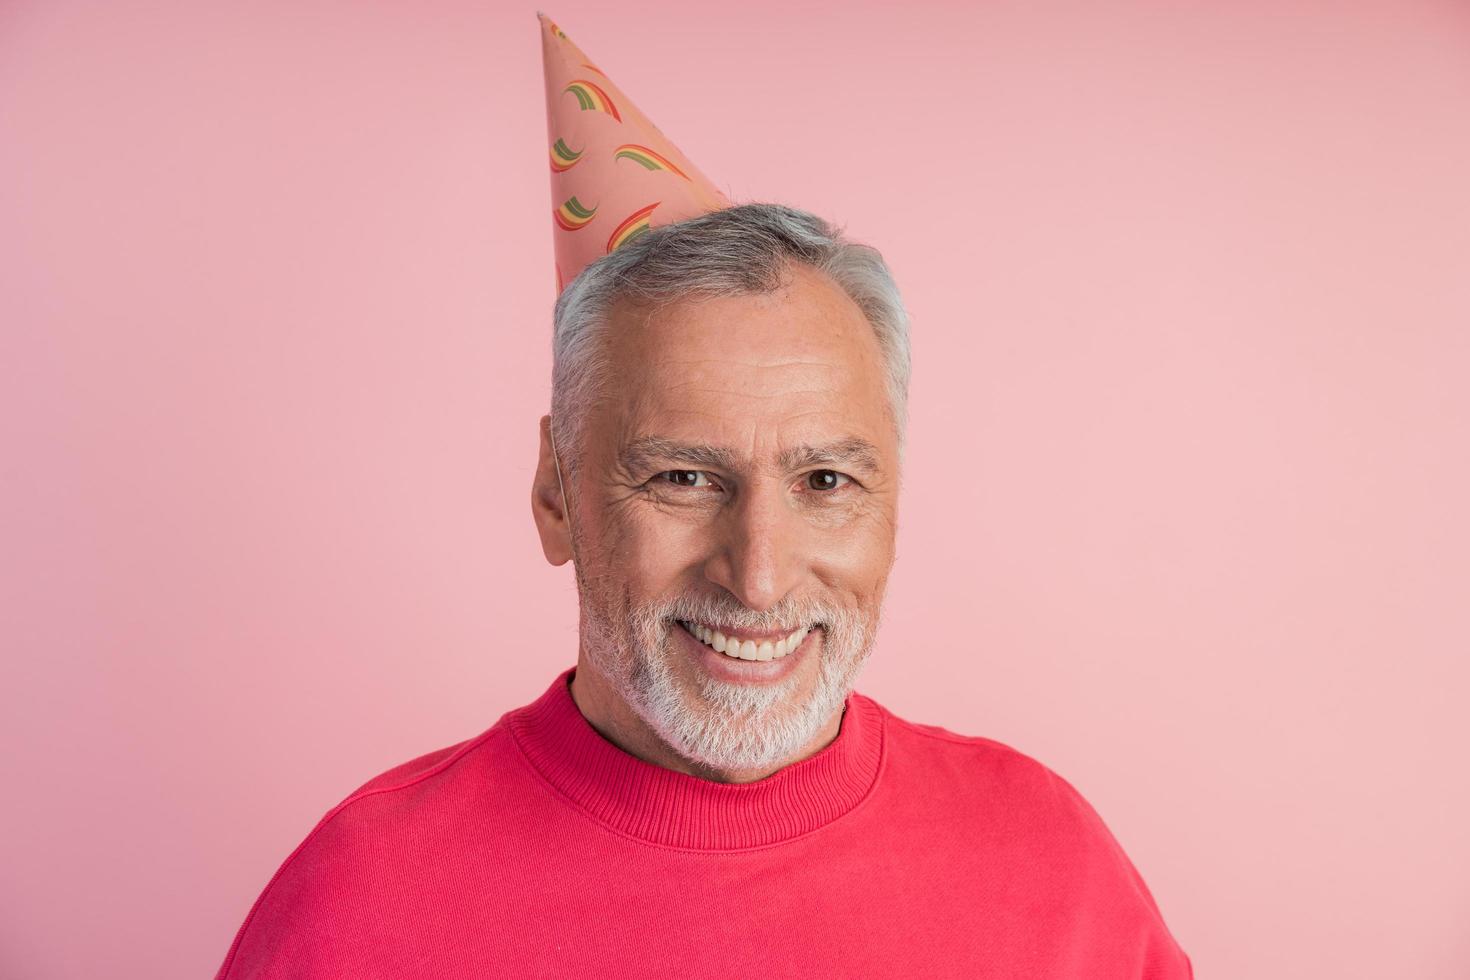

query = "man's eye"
[[806, 470, 851, 492], [662, 470, 712, 488]]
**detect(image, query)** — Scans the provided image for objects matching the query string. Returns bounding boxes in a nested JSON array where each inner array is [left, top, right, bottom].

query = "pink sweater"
[[217, 667, 1192, 978]]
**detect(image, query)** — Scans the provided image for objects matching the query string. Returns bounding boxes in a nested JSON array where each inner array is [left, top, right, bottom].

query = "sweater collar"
[[506, 666, 885, 851]]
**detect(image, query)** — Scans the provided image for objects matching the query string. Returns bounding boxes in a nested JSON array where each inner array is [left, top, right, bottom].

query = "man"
[[217, 17, 1192, 979]]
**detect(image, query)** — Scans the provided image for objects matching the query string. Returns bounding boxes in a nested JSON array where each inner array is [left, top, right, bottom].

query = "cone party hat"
[[539, 13, 730, 294]]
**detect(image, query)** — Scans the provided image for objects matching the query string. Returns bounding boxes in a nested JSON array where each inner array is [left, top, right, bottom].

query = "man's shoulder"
[[860, 693, 1191, 973], [307, 715, 529, 849], [859, 693, 1136, 854], [344, 725, 503, 800], [872, 700, 1025, 755], [861, 693, 1064, 794], [216, 720, 525, 979]]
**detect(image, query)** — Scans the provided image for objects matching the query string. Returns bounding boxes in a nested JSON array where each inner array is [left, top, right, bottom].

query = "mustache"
[[630, 590, 863, 636]]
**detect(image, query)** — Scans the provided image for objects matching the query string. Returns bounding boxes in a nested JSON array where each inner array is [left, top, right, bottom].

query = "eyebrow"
[[778, 438, 884, 476], [618, 435, 884, 477]]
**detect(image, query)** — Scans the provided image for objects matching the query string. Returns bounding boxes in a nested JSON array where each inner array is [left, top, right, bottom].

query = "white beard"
[[578, 587, 877, 774]]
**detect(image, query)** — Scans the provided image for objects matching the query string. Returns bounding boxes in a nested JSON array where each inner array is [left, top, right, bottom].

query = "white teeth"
[[681, 620, 814, 662]]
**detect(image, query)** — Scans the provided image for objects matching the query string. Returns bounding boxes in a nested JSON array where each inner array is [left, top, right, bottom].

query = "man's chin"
[[635, 650, 804, 729], [622, 642, 840, 773]]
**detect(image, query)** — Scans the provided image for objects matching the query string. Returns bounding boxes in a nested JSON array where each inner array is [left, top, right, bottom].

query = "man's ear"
[[531, 414, 574, 567]]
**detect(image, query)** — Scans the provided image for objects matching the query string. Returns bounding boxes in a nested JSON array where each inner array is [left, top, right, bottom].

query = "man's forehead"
[[602, 295, 888, 411], [591, 267, 898, 469], [617, 434, 885, 476]]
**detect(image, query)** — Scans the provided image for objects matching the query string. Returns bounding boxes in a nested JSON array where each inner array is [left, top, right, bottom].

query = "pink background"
[[3, 1, 1468, 977]]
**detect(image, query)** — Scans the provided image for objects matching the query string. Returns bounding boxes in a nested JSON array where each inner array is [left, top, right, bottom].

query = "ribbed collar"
[[506, 666, 885, 851]]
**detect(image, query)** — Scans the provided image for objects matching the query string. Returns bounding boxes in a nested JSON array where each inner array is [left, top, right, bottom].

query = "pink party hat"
[[539, 13, 730, 293]]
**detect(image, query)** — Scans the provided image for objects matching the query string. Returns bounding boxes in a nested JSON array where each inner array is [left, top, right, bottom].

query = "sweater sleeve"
[[215, 741, 479, 979], [1043, 766, 1195, 980], [214, 802, 382, 980]]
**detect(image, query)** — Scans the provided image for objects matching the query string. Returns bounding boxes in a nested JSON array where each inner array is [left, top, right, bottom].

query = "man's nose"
[[705, 481, 808, 613]]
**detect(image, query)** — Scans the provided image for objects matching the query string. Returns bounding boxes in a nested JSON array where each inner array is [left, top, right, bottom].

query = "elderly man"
[[217, 204, 1192, 978], [215, 17, 1192, 979]]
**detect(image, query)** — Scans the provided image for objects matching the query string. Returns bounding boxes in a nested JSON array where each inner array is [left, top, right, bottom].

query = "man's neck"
[[567, 655, 844, 784]]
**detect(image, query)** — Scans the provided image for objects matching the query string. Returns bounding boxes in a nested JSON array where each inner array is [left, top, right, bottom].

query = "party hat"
[[539, 13, 730, 294]]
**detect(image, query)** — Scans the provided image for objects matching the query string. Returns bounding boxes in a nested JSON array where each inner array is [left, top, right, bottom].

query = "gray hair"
[[549, 202, 911, 473]]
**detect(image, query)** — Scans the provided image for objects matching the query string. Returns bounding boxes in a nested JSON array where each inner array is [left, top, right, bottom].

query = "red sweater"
[[217, 667, 1192, 978]]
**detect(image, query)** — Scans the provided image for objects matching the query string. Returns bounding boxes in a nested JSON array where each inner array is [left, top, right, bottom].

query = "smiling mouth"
[[676, 619, 815, 662]]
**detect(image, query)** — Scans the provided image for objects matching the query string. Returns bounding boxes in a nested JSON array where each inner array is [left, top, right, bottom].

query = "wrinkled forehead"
[[594, 269, 896, 463]]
